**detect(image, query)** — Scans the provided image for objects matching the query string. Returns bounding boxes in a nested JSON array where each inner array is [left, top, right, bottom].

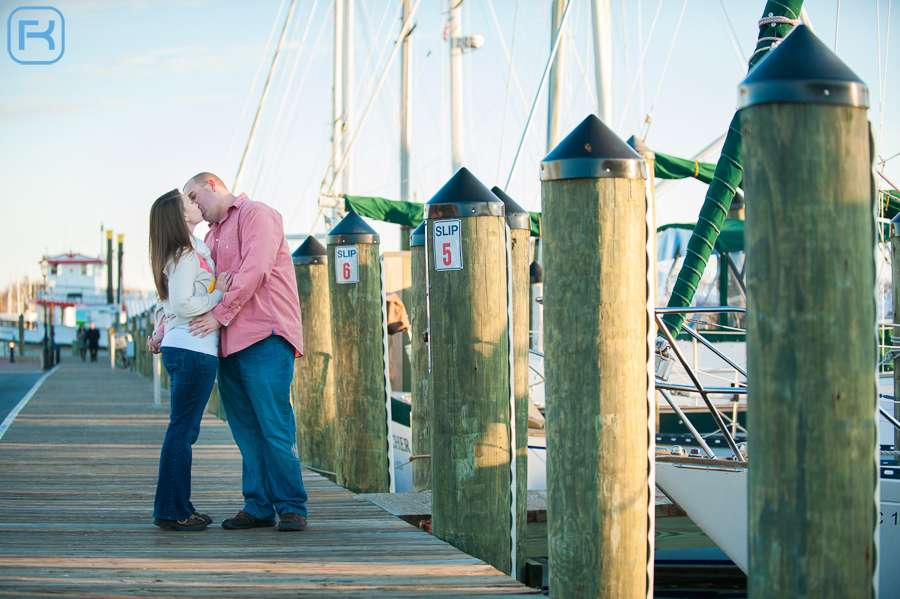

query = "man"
[[85, 322, 101, 362], [183, 172, 308, 532]]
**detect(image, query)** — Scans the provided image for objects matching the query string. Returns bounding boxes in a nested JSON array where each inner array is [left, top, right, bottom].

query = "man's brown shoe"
[[221, 510, 276, 530], [277, 512, 307, 532]]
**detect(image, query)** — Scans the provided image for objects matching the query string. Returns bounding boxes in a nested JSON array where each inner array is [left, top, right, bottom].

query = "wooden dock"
[[0, 360, 539, 598]]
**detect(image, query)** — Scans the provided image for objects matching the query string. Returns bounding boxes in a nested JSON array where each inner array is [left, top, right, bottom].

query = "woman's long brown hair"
[[149, 189, 192, 301]]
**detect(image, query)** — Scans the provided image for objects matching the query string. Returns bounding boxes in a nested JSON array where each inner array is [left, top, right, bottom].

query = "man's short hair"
[[184, 172, 228, 193]]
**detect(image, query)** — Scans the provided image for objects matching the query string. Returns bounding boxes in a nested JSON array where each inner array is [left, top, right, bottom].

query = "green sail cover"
[[343, 194, 542, 237], [344, 195, 423, 227], [658, 219, 746, 254], [655, 152, 718, 186], [661, 0, 805, 336]]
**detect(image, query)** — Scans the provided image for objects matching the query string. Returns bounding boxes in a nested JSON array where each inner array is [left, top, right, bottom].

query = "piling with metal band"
[[327, 211, 391, 493], [409, 222, 430, 492], [491, 185, 530, 583], [541, 114, 651, 598], [740, 25, 876, 598], [292, 235, 337, 475], [893, 214, 900, 450], [427, 168, 515, 576], [529, 259, 543, 352]]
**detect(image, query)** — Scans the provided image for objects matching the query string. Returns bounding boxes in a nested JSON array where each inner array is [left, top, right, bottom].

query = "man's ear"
[[208, 179, 217, 193]]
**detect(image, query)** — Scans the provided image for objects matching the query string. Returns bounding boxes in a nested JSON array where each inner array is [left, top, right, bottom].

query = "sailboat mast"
[[401, 0, 412, 206], [590, 0, 612, 124], [333, 0, 343, 194], [341, 0, 354, 193], [547, 0, 566, 150], [449, 0, 463, 173]]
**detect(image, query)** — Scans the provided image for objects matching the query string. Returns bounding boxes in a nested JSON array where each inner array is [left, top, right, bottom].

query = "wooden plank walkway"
[[0, 360, 539, 598]]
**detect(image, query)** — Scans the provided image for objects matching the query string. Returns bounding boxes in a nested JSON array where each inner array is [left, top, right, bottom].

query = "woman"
[[76, 324, 87, 362], [148, 189, 232, 532]]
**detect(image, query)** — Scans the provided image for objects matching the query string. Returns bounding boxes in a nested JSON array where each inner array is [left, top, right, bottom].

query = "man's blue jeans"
[[154, 347, 218, 520], [218, 335, 308, 519]]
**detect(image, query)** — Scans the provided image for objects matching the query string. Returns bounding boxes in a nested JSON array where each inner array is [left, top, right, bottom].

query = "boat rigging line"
[[639, 0, 687, 141], [504, 0, 574, 190], [615, 0, 664, 133], [320, 0, 421, 201], [251, 0, 323, 201], [233, 0, 301, 192], [221, 0, 287, 179], [490, 0, 520, 185]]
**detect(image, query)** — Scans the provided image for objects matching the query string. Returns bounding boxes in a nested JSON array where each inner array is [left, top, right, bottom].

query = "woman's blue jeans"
[[153, 347, 218, 520], [218, 335, 308, 519]]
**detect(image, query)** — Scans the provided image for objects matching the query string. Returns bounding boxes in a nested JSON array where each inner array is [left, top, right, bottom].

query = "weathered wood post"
[[409, 222, 431, 492], [427, 167, 516, 577], [291, 235, 337, 476], [17, 315, 24, 356], [530, 257, 543, 352], [542, 114, 653, 598], [892, 213, 900, 449], [740, 26, 876, 597], [491, 186, 530, 583], [327, 211, 393, 494]]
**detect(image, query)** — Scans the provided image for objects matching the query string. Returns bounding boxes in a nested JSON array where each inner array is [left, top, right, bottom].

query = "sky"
[[0, 0, 897, 297]]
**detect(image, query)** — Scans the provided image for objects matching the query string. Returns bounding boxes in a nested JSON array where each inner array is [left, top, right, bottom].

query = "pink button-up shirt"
[[206, 193, 304, 358]]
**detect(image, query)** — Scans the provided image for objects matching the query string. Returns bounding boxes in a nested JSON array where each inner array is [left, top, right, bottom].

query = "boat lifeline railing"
[[656, 306, 748, 461]]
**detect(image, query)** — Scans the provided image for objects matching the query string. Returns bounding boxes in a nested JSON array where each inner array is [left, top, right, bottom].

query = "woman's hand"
[[148, 330, 163, 354], [215, 271, 233, 294]]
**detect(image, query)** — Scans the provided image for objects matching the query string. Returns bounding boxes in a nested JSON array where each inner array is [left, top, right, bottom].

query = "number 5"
[[442, 243, 452, 266]]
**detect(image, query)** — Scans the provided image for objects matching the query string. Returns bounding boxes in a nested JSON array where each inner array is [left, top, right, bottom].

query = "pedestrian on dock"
[[183, 172, 309, 533], [85, 322, 100, 362], [76, 324, 87, 362], [148, 189, 233, 532]]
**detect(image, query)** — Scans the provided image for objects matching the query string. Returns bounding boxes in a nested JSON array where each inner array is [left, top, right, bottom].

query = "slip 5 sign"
[[433, 219, 463, 271], [335, 246, 359, 284]]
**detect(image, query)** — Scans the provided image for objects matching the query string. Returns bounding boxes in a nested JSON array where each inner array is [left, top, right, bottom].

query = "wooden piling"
[[529, 258, 542, 353], [491, 185, 530, 584], [893, 213, 900, 449], [409, 222, 431, 492], [17, 315, 24, 356], [291, 236, 337, 476], [426, 168, 514, 577], [328, 211, 392, 494], [541, 115, 651, 598], [740, 26, 876, 598]]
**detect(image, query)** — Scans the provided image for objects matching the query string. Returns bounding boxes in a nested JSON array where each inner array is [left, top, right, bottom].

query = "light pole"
[[40, 259, 50, 370], [48, 278, 57, 366]]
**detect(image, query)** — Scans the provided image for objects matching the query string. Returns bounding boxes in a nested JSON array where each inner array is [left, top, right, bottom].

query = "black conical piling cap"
[[490, 186, 530, 231], [425, 167, 505, 220], [627, 135, 655, 159], [530, 261, 542, 284], [739, 25, 868, 109], [541, 115, 647, 181], [410, 221, 426, 247], [292, 235, 327, 265], [326, 210, 380, 245]]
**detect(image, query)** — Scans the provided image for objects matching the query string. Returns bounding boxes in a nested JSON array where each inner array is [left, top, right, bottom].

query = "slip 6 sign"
[[433, 219, 463, 271], [335, 246, 359, 283]]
